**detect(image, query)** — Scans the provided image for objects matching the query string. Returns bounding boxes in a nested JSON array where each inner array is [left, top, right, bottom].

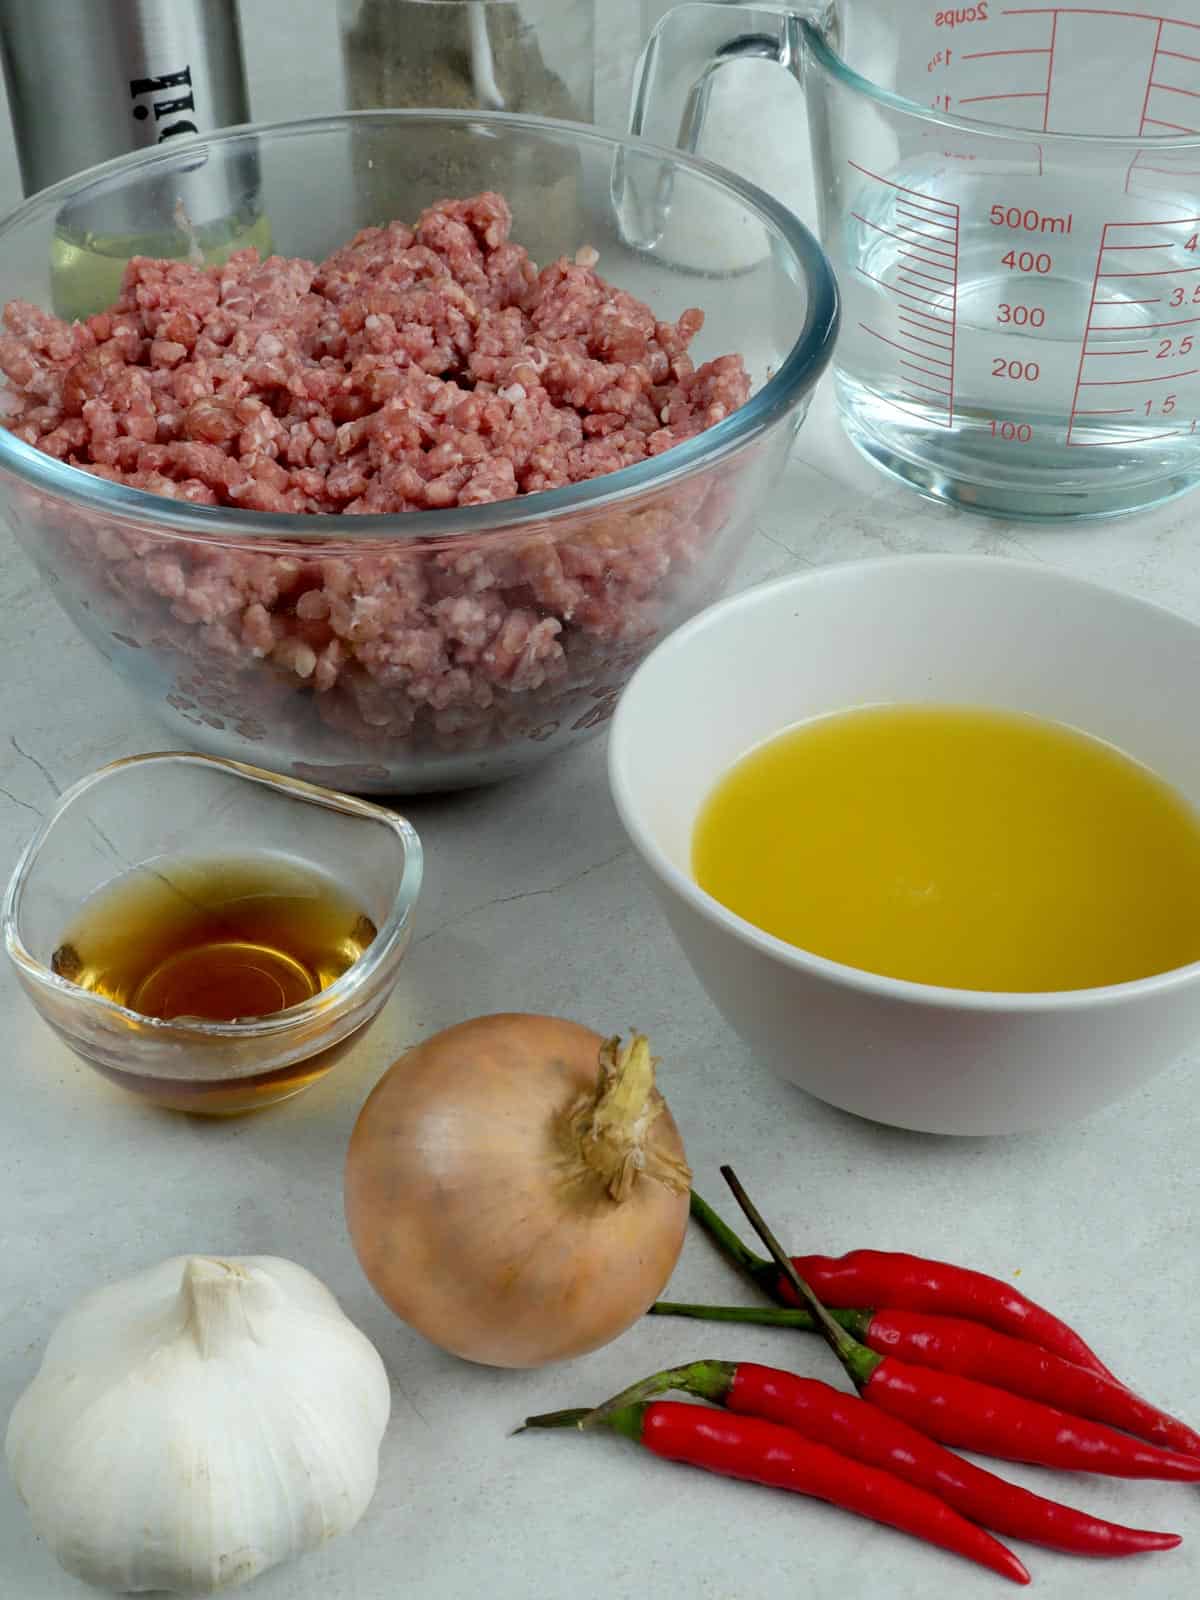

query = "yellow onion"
[[343, 1014, 692, 1367]]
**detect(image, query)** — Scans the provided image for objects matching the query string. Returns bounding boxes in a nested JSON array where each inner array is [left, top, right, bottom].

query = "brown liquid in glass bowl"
[[52, 855, 378, 1113]]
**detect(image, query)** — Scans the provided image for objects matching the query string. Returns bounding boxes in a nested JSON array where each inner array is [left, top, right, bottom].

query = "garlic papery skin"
[[6, 1255, 391, 1594]]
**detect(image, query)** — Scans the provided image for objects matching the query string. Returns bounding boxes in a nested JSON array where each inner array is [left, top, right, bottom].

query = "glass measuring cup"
[[634, 1, 1200, 519]]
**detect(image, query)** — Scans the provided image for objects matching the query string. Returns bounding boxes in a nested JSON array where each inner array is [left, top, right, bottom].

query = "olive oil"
[[692, 705, 1200, 993], [50, 210, 273, 323], [52, 855, 377, 1114]]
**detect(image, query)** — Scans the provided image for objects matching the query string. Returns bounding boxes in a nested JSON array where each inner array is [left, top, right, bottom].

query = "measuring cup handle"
[[630, 2, 805, 157]]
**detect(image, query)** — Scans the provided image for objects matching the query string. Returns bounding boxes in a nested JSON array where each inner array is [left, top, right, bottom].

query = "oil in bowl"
[[692, 704, 1200, 993]]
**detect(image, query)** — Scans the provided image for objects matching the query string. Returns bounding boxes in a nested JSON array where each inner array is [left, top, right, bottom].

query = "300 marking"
[[997, 303, 1046, 328], [990, 205, 1073, 235]]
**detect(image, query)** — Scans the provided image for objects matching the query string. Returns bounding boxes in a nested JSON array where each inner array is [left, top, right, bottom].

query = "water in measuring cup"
[[837, 161, 1200, 518]]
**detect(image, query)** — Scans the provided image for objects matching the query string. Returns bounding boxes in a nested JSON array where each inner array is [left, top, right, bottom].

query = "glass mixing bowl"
[[0, 112, 838, 793]]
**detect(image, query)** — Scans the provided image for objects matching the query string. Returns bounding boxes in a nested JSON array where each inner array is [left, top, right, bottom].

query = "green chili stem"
[[720, 1164, 881, 1391], [518, 1407, 592, 1432], [582, 1360, 736, 1427], [522, 1403, 645, 1442], [651, 1300, 875, 1340], [688, 1190, 776, 1290]]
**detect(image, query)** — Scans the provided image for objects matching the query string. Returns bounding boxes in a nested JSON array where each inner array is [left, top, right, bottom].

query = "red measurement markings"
[[998, 9, 1200, 158], [1068, 218, 1200, 445], [1138, 21, 1167, 134], [898, 263, 956, 289], [894, 209, 959, 242], [1042, 11, 1059, 128], [849, 162, 960, 426], [897, 273, 953, 299], [857, 267, 952, 315], [1099, 264, 1200, 276], [894, 395, 947, 418], [902, 373, 955, 396], [899, 245, 956, 266], [895, 208, 956, 232], [957, 91, 1047, 103], [850, 211, 956, 262], [899, 251, 956, 280], [1070, 428, 1184, 442], [1135, 16, 1200, 146], [899, 312, 955, 342], [1080, 367, 1200, 382], [899, 306, 954, 334], [847, 161, 959, 212], [958, 6, 1061, 126], [899, 325, 956, 353], [859, 325, 952, 368], [1105, 216, 1200, 232], [1002, 9, 1198, 27], [1097, 314, 1200, 328]]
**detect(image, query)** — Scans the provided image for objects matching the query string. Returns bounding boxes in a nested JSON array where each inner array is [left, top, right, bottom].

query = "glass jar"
[[339, 0, 595, 122]]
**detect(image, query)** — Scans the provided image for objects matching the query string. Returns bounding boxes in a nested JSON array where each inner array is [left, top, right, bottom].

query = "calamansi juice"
[[692, 705, 1200, 992]]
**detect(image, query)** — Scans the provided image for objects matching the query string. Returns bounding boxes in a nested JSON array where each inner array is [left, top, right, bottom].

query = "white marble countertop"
[[2, 6, 1200, 1600]]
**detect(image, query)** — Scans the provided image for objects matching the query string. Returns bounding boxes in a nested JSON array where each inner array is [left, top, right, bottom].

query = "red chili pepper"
[[522, 1399, 1031, 1585], [650, 1299, 1200, 1460], [720, 1167, 1200, 1483], [690, 1190, 1117, 1380], [588, 1359, 1180, 1558], [864, 1358, 1200, 1480], [789, 1253, 1118, 1381]]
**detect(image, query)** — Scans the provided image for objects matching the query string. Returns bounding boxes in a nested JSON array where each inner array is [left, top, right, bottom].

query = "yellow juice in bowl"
[[692, 705, 1200, 993]]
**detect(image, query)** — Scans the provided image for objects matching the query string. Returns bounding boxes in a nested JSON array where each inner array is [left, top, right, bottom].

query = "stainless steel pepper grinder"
[[0, 0, 261, 322], [0, 0, 250, 196]]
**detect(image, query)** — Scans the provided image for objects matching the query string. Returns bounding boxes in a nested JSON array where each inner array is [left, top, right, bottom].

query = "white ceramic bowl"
[[609, 554, 1200, 1136]]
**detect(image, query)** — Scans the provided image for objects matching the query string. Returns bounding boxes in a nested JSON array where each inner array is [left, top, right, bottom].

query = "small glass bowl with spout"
[[2, 752, 423, 1114]]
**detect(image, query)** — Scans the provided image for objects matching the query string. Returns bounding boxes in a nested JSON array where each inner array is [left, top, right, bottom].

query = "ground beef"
[[0, 194, 754, 782], [2, 193, 748, 511]]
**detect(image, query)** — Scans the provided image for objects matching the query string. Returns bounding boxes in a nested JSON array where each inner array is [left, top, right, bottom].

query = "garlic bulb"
[[6, 1255, 391, 1594]]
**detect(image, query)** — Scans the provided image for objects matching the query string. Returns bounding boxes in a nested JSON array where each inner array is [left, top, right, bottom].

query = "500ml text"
[[991, 206, 1073, 235]]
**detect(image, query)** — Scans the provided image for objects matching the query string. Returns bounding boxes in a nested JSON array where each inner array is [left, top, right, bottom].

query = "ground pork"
[[1, 194, 753, 780]]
